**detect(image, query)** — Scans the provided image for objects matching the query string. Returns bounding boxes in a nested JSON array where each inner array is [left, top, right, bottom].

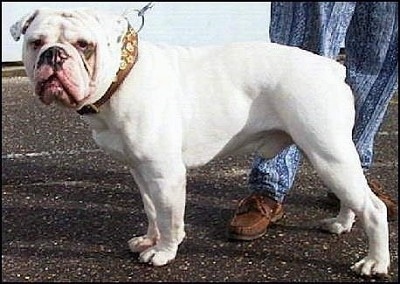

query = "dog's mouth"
[[36, 74, 79, 107]]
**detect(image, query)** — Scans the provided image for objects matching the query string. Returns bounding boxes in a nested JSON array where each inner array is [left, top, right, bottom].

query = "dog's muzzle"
[[37, 46, 70, 71]]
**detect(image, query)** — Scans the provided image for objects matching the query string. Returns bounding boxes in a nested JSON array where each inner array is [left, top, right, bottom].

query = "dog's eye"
[[30, 39, 43, 50], [76, 40, 89, 50]]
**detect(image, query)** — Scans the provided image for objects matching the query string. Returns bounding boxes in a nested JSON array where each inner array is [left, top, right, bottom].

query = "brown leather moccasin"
[[227, 193, 284, 241]]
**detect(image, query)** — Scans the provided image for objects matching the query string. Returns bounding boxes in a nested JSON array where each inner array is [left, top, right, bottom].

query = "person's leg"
[[227, 2, 355, 240], [344, 2, 398, 218], [345, 2, 398, 169], [270, 2, 355, 58], [248, 146, 300, 203]]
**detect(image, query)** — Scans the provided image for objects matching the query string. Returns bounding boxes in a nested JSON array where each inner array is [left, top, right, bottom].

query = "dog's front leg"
[[130, 161, 187, 266], [128, 168, 160, 253]]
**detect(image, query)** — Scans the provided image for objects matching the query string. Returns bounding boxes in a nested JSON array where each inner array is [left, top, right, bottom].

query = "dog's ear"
[[94, 10, 129, 44], [10, 10, 39, 41]]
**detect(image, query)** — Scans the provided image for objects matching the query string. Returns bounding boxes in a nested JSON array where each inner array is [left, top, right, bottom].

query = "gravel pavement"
[[2, 74, 398, 282]]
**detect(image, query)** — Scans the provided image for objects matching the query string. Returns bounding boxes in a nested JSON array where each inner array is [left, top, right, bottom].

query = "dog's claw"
[[351, 256, 389, 278], [139, 245, 177, 266], [128, 235, 157, 253]]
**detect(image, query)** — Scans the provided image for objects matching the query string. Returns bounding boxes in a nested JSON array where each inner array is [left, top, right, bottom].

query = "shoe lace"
[[235, 194, 272, 216]]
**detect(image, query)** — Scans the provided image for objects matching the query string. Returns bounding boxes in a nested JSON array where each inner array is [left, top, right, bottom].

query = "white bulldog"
[[11, 8, 390, 276]]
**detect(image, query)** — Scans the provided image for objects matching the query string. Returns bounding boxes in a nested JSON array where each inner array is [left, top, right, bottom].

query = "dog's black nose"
[[37, 46, 69, 70]]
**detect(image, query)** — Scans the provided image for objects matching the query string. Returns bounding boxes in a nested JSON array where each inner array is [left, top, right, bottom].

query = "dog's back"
[[132, 41, 352, 166]]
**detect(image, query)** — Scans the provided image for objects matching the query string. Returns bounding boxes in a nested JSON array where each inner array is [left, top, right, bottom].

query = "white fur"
[[12, 9, 390, 276]]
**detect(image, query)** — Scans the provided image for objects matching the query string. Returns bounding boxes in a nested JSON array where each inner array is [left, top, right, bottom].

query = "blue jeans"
[[250, 2, 398, 202]]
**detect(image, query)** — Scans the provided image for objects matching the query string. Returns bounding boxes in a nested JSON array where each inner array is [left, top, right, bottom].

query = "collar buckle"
[[77, 104, 100, 115]]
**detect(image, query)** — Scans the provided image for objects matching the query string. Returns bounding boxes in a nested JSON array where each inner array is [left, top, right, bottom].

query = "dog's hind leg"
[[271, 66, 390, 276], [304, 142, 390, 277], [350, 191, 390, 277], [320, 205, 355, 234]]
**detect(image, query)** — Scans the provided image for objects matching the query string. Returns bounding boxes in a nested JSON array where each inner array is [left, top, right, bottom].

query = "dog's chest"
[[92, 128, 129, 163], [84, 116, 130, 163]]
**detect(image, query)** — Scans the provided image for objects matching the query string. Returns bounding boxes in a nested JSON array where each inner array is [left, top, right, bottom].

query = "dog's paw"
[[128, 235, 157, 253], [139, 245, 178, 266], [319, 217, 353, 234], [351, 256, 389, 277]]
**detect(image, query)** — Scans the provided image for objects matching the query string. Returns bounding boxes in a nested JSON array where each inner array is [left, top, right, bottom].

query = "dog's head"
[[10, 8, 132, 109]]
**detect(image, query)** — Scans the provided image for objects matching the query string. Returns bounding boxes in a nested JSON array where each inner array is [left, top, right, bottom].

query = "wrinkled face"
[[12, 8, 128, 109]]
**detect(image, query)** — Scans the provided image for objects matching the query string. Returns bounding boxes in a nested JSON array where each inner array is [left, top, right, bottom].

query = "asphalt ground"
[[2, 72, 398, 282]]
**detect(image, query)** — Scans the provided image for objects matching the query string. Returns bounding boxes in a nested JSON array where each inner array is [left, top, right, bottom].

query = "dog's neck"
[[77, 25, 138, 115]]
